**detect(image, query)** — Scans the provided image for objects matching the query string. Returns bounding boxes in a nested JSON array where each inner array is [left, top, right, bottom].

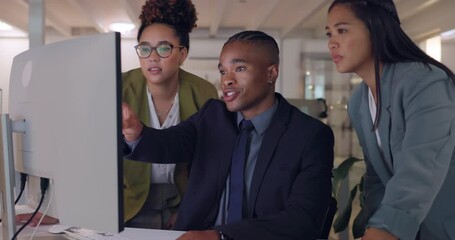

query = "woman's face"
[[326, 4, 374, 76], [137, 23, 187, 85]]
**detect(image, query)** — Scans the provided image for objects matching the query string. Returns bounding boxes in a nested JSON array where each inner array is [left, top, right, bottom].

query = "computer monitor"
[[6, 32, 123, 234]]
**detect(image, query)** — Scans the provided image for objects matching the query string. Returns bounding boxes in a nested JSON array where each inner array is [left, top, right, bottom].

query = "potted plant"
[[332, 156, 369, 238]]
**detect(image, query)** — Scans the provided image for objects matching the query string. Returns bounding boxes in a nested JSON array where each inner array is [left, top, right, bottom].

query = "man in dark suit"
[[122, 30, 334, 240]]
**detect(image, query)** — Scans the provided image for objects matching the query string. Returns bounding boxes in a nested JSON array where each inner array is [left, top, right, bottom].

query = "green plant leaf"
[[351, 175, 367, 238], [352, 203, 369, 238], [358, 175, 365, 207], [333, 184, 359, 232], [332, 156, 362, 197]]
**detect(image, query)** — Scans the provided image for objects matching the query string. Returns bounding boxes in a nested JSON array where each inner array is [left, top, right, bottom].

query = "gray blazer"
[[348, 62, 455, 240]]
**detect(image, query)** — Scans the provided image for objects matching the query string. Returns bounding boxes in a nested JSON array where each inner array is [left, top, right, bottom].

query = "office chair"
[[318, 196, 338, 239]]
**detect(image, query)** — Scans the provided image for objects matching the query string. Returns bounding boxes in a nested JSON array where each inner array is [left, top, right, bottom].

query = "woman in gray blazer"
[[326, 0, 455, 239]]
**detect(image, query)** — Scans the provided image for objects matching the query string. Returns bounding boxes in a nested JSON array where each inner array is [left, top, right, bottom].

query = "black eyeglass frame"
[[134, 43, 185, 59]]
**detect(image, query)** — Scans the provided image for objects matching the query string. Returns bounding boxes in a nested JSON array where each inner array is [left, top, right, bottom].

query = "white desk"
[[120, 228, 185, 240], [1, 224, 186, 240]]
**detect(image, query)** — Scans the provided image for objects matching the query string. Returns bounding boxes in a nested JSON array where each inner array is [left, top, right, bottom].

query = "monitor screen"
[[7, 32, 123, 233]]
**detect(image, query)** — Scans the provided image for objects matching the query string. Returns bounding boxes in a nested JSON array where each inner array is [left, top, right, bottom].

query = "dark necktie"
[[227, 119, 254, 223]]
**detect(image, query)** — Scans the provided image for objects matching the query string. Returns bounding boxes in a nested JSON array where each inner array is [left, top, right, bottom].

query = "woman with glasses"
[[122, 0, 218, 229]]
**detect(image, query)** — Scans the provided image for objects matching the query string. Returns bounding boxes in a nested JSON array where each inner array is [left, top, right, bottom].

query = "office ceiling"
[[0, 0, 454, 41]]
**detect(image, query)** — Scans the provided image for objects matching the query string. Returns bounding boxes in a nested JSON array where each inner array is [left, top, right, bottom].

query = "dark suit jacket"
[[125, 93, 334, 240]]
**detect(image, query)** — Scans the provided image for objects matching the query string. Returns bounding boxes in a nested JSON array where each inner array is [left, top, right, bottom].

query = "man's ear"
[[268, 64, 279, 81]]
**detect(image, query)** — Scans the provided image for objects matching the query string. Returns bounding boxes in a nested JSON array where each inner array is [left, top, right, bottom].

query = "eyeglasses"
[[134, 43, 184, 59]]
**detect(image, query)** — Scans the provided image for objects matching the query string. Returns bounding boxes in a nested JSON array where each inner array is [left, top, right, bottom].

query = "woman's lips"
[[147, 66, 162, 74], [331, 54, 342, 63]]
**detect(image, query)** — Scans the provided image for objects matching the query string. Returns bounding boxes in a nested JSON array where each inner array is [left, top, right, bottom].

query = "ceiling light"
[[108, 22, 135, 33], [0, 21, 13, 31], [441, 29, 455, 40]]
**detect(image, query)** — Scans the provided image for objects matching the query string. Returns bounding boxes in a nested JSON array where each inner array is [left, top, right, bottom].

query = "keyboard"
[[61, 227, 129, 240]]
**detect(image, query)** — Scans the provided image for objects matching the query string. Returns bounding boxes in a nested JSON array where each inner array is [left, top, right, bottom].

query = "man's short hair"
[[224, 30, 280, 64]]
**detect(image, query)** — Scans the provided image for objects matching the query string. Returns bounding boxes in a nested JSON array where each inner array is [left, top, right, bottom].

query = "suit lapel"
[[178, 69, 198, 120], [377, 66, 394, 174], [216, 112, 239, 202], [127, 73, 151, 126], [247, 96, 288, 217], [357, 84, 392, 183]]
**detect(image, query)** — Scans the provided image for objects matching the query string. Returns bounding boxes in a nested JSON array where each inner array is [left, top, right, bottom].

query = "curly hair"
[[137, 0, 197, 50]]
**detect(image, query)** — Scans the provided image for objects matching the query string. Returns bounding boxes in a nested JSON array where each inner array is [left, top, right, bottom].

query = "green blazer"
[[348, 62, 455, 239], [122, 68, 218, 221]]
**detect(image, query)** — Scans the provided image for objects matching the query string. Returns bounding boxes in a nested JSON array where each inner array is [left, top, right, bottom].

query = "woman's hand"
[[176, 230, 219, 240], [122, 102, 143, 142], [362, 227, 398, 240], [164, 212, 178, 230]]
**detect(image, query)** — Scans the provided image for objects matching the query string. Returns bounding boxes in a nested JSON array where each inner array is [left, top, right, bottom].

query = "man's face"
[[218, 41, 278, 119]]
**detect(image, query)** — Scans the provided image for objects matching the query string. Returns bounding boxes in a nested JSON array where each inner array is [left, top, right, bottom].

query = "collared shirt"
[[215, 99, 279, 225], [146, 89, 180, 184]]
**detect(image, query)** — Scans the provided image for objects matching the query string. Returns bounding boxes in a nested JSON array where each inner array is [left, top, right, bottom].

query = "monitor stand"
[[1, 114, 17, 239], [1, 114, 26, 239]]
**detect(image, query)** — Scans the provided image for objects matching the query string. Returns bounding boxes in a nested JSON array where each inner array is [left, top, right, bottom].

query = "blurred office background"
[[1, 0, 454, 239]]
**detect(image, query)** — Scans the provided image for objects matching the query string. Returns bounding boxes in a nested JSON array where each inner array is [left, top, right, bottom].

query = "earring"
[[268, 80, 273, 85]]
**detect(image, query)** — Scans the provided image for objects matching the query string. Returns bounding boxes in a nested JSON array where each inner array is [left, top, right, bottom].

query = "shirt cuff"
[[123, 136, 141, 153]]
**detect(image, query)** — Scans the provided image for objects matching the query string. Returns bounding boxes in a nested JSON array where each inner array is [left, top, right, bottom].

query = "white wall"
[[401, 0, 455, 41], [0, 38, 29, 113], [120, 38, 140, 72], [442, 41, 455, 72], [281, 38, 303, 98], [182, 38, 225, 96]]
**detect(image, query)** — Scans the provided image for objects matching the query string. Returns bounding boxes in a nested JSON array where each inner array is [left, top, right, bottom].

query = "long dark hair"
[[329, 0, 455, 130]]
